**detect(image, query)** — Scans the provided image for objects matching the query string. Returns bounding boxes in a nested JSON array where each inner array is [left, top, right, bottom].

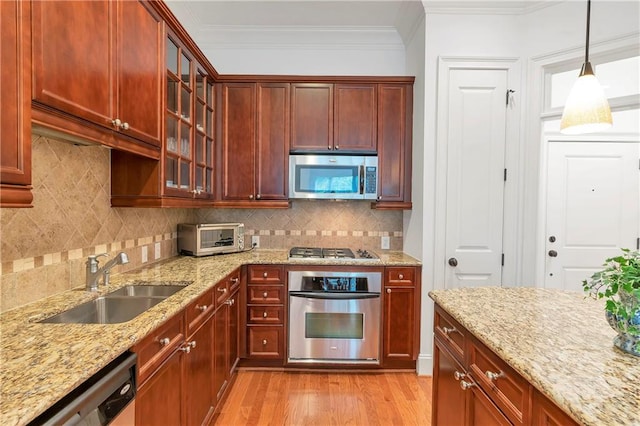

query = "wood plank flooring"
[[216, 371, 432, 425]]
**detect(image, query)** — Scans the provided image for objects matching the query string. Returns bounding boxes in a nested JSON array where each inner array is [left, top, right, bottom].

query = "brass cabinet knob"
[[460, 380, 476, 391], [263, 272, 268, 278], [262, 339, 267, 345], [263, 312, 268, 318], [386, 288, 391, 294], [263, 292, 268, 298], [159, 337, 170, 346], [196, 304, 208, 312], [398, 274, 404, 280]]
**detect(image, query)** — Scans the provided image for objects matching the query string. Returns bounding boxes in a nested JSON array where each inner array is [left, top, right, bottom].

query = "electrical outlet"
[[141, 245, 148, 263], [381, 236, 390, 250], [154, 242, 161, 260], [251, 235, 260, 248]]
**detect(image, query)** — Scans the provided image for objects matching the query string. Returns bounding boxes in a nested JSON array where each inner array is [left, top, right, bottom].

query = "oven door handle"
[[289, 291, 380, 300]]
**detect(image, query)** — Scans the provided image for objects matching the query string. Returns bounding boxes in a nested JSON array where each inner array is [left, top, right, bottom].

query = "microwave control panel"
[[365, 167, 377, 194]]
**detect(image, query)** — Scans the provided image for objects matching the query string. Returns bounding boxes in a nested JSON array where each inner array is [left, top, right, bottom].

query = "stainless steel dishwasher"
[[30, 352, 136, 426]]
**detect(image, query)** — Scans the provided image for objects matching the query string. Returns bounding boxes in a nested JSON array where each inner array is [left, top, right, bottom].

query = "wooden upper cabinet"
[[290, 83, 333, 152], [32, 0, 113, 125], [31, 0, 161, 156], [375, 84, 413, 209], [1, 0, 32, 207], [216, 81, 289, 208], [256, 82, 290, 200], [334, 84, 377, 152], [115, 0, 162, 147], [218, 82, 256, 202]]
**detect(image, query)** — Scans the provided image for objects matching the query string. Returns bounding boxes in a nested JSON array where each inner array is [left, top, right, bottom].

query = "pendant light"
[[560, 0, 612, 135]]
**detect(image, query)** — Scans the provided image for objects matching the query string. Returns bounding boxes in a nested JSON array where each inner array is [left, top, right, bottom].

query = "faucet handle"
[[88, 253, 108, 261]]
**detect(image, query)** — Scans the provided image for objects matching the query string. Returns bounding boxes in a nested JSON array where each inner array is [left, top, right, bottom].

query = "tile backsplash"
[[0, 136, 193, 312], [0, 136, 402, 313]]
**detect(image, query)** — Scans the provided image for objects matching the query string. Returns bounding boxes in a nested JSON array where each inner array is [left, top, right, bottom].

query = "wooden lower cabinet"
[[382, 267, 421, 367], [433, 304, 579, 426], [532, 389, 579, 426], [433, 337, 466, 426], [136, 348, 184, 426], [184, 316, 215, 426], [134, 270, 241, 425]]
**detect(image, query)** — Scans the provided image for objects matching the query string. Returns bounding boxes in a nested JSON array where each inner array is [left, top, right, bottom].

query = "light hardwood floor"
[[215, 371, 433, 425]]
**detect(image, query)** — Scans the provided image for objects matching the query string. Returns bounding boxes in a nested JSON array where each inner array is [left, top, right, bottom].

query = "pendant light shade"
[[560, 0, 612, 135]]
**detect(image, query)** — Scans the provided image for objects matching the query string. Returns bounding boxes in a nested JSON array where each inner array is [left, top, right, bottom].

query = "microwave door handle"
[[359, 165, 365, 195]]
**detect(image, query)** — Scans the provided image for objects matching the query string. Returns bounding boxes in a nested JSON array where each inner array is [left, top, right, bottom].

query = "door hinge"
[[637, 237, 639, 250], [506, 89, 515, 106], [504, 168, 507, 182], [501, 253, 505, 266]]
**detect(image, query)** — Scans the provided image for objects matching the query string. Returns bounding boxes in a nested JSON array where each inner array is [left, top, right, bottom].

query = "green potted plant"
[[583, 248, 640, 356]]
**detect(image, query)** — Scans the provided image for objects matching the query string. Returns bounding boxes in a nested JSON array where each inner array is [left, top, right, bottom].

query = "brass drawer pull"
[[263, 272, 268, 278], [263, 312, 268, 318], [454, 371, 466, 381], [159, 337, 170, 346], [263, 292, 268, 298], [196, 304, 208, 312], [398, 273, 404, 280], [217, 287, 227, 293], [460, 380, 476, 391], [442, 326, 457, 335], [262, 339, 268, 345]]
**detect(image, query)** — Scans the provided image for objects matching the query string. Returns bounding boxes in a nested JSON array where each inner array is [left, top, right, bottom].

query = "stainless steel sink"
[[40, 296, 166, 324], [106, 284, 186, 298]]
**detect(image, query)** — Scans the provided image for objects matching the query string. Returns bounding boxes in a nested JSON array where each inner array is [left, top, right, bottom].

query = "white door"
[[444, 68, 508, 288], [544, 141, 640, 291]]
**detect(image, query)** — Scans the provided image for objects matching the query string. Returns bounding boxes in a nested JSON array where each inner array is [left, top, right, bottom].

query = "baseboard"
[[416, 353, 433, 376]]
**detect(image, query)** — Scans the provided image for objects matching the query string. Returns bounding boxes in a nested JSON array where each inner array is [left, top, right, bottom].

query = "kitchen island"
[[429, 287, 640, 426], [0, 249, 419, 425]]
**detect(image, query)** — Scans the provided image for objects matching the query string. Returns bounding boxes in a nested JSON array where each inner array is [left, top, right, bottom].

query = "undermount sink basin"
[[40, 296, 166, 324], [106, 284, 186, 298]]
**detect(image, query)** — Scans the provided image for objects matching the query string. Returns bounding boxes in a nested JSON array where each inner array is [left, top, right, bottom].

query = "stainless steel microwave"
[[289, 155, 378, 200], [178, 223, 245, 257]]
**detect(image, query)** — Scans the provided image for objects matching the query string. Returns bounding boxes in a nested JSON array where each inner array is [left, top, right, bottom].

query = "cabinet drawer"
[[385, 267, 415, 285], [248, 265, 285, 284], [247, 326, 284, 358], [134, 313, 185, 384], [469, 337, 530, 425], [248, 285, 284, 304], [248, 306, 284, 324], [434, 306, 466, 364], [185, 289, 214, 335]]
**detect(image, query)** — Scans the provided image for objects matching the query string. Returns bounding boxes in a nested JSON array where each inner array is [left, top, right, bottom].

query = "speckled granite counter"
[[429, 287, 640, 426], [0, 249, 419, 425]]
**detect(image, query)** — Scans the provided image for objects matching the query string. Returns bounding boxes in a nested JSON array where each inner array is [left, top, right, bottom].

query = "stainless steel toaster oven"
[[178, 223, 245, 257]]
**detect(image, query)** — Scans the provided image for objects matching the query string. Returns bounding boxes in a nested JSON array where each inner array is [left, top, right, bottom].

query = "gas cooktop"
[[289, 247, 379, 261]]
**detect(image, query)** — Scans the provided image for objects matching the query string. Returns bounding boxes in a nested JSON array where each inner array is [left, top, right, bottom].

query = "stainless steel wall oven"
[[288, 269, 382, 364]]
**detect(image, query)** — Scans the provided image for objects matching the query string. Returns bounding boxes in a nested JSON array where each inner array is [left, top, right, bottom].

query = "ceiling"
[[166, 0, 555, 41]]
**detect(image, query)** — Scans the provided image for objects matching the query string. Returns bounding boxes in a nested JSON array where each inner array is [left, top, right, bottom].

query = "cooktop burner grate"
[[288, 247, 378, 260]]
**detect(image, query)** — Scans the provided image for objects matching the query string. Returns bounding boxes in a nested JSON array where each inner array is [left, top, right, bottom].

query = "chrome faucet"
[[86, 252, 130, 291]]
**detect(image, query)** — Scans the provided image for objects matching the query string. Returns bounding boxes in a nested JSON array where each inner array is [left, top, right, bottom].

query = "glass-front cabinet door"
[[193, 66, 215, 198], [164, 32, 214, 200]]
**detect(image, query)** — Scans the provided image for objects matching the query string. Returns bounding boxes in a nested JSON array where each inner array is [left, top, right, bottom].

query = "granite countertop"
[[429, 287, 640, 426], [0, 249, 419, 425]]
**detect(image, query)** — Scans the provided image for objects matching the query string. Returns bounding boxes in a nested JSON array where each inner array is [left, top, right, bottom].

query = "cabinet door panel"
[[227, 291, 240, 376], [469, 385, 512, 426], [290, 84, 333, 152], [116, 0, 162, 146], [213, 304, 229, 401], [377, 84, 412, 204], [383, 286, 416, 361], [256, 83, 289, 200], [32, 0, 113, 126], [433, 338, 466, 426], [220, 83, 256, 200], [136, 350, 183, 426], [1, 0, 32, 207], [334, 84, 377, 152], [185, 320, 214, 426]]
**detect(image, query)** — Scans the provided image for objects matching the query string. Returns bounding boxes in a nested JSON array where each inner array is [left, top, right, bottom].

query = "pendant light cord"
[[585, 0, 591, 63]]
